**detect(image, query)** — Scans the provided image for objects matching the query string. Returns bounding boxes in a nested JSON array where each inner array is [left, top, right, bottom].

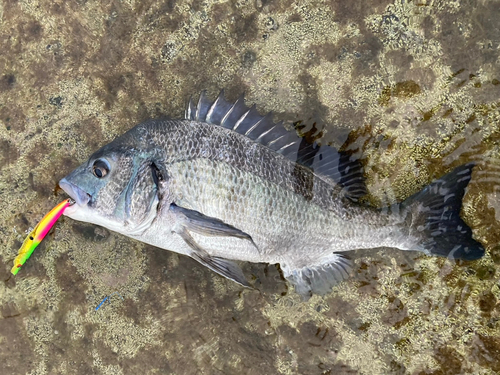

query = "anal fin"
[[282, 254, 352, 300]]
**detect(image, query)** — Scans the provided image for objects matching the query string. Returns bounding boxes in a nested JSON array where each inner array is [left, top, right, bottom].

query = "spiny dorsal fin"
[[185, 90, 366, 200]]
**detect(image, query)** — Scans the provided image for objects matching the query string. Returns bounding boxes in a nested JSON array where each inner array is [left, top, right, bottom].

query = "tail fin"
[[402, 163, 485, 260]]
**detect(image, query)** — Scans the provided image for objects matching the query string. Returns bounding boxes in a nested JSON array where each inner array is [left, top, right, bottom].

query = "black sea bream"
[[59, 91, 485, 298]]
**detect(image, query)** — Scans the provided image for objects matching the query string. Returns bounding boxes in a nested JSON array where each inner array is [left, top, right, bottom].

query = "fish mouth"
[[59, 178, 91, 212]]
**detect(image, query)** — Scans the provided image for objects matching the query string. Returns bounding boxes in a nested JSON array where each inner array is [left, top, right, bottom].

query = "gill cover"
[[122, 160, 162, 234]]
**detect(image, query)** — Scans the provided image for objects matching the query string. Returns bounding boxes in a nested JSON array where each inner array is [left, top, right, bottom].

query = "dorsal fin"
[[185, 91, 367, 200]]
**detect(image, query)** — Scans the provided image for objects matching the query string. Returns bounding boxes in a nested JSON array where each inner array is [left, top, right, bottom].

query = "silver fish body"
[[60, 92, 484, 298]]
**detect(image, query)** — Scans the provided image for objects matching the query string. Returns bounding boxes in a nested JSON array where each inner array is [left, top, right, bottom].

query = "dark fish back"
[[185, 91, 367, 202]]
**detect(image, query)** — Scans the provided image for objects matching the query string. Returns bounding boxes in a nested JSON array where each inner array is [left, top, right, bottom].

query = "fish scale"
[[59, 91, 485, 299], [168, 159, 330, 260], [144, 120, 351, 215], [168, 157, 410, 263]]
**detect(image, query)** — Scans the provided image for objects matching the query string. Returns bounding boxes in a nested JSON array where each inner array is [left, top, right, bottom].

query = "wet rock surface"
[[1, 0, 499, 374]]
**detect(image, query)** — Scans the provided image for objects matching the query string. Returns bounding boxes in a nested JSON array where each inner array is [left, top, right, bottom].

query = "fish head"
[[59, 139, 161, 235]]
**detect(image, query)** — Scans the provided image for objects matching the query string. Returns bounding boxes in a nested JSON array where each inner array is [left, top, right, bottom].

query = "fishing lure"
[[11, 199, 73, 275]]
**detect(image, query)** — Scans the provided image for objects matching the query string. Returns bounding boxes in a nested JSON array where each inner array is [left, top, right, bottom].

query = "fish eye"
[[92, 159, 110, 178]]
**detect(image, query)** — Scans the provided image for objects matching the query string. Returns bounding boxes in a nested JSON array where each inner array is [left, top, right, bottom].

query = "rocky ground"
[[1, 0, 499, 374]]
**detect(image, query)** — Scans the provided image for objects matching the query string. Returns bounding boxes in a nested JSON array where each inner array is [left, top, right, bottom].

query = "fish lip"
[[59, 178, 91, 207]]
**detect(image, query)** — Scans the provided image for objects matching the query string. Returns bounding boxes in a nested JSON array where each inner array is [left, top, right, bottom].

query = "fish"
[[58, 91, 485, 298], [12, 199, 72, 275]]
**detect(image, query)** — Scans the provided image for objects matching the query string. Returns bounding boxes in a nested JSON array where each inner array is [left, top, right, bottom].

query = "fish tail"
[[401, 163, 485, 260]]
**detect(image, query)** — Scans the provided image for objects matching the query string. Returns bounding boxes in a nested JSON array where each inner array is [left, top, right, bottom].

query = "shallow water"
[[0, 0, 499, 374]]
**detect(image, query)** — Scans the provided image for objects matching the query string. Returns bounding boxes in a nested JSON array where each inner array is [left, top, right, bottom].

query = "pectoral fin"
[[169, 203, 257, 248], [175, 227, 251, 287], [169, 203, 254, 287]]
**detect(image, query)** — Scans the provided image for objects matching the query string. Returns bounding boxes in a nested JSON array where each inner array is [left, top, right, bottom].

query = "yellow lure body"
[[11, 199, 71, 275]]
